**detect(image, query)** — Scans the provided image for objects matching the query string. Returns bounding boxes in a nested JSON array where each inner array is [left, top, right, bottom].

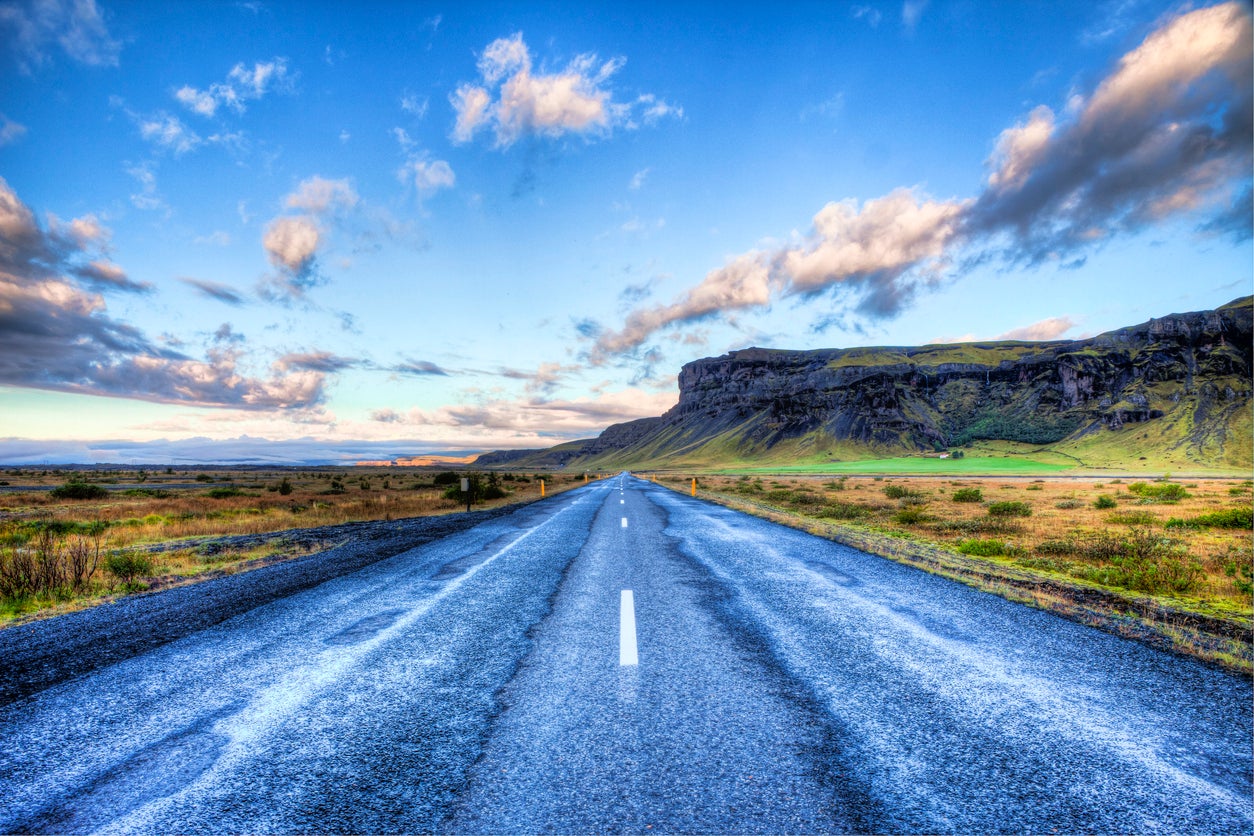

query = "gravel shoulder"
[[0, 507, 526, 707]]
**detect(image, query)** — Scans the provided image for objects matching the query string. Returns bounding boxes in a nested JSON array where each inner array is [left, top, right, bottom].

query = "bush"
[[1071, 529, 1202, 596], [952, 487, 983, 503], [988, 501, 1032, 517], [1193, 508, 1253, 529], [278, 477, 293, 496], [1093, 495, 1118, 510], [206, 487, 247, 498], [1055, 499, 1083, 509], [958, 539, 1006, 557], [883, 484, 912, 499], [49, 481, 108, 500], [195, 473, 214, 482], [440, 474, 507, 503], [892, 508, 927, 524], [105, 552, 153, 585], [1126, 482, 1189, 502], [432, 471, 460, 486]]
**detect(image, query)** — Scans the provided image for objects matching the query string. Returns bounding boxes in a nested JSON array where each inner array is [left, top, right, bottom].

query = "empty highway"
[[1, 474, 1250, 834]]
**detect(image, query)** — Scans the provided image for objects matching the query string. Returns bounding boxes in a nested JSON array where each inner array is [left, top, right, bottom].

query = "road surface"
[[1, 474, 1249, 833]]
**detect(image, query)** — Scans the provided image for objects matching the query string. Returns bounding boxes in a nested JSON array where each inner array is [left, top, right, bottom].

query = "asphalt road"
[[1, 475, 1250, 834]]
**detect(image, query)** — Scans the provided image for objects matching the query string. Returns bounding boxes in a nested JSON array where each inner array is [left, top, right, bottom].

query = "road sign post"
[[460, 477, 471, 512]]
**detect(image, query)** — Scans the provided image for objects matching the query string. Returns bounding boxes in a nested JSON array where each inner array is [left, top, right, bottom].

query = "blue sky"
[[0, 0, 1250, 464]]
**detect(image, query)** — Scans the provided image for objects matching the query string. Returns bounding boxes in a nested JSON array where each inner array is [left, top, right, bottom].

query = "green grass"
[[726, 456, 1072, 476]]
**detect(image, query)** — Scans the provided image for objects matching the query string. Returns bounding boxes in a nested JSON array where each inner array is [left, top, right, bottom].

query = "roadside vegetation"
[[664, 473, 1253, 672], [0, 467, 583, 624]]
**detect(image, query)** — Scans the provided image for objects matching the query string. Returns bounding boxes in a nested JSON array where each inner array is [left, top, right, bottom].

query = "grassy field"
[[727, 456, 1074, 475], [662, 472, 1253, 671], [0, 467, 587, 624]]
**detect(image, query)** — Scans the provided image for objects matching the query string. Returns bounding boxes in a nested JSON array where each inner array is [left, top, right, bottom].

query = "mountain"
[[480, 297, 1253, 471]]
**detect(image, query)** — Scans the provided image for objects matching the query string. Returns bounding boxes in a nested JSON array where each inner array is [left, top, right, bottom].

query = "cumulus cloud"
[[0, 177, 329, 410], [175, 57, 294, 118], [594, 253, 773, 361], [260, 176, 360, 299], [967, 1, 1253, 261], [0, 0, 121, 72], [595, 2, 1253, 359], [263, 215, 320, 278], [283, 176, 358, 213], [450, 32, 681, 148]]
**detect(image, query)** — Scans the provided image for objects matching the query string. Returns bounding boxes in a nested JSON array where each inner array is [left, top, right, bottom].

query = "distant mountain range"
[[478, 297, 1253, 472]]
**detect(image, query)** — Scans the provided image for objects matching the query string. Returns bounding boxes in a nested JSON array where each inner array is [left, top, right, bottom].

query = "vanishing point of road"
[[1, 474, 1250, 833]]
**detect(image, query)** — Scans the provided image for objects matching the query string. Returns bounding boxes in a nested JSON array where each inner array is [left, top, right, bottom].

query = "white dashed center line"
[[619, 589, 638, 666], [621, 517, 628, 528]]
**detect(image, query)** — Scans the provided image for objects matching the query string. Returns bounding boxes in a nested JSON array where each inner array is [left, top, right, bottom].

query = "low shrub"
[[1193, 508, 1253, 529], [892, 508, 927, 524], [105, 552, 153, 585], [1093, 495, 1118, 509], [952, 487, 983, 503], [49, 482, 108, 500], [206, 487, 248, 499], [1126, 482, 1189, 502], [1054, 499, 1083, 509], [958, 538, 1006, 557], [882, 484, 911, 499], [988, 501, 1032, 517]]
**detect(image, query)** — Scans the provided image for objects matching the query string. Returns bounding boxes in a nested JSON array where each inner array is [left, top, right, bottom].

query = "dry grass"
[[660, 472, 1253, 672], [0, 467, 586, 624]]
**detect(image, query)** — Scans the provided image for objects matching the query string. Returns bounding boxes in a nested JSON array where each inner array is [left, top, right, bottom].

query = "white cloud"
[[138, 113, 201, 155], [175, 57, 294, 119], [125, 161, 166, 212], [262, 215, 320, 277], [450, 32, 681, 148], [400, 92, 429, 118], [0, 113, 27, 146], [629, 168, 650, 190], [902, 0, 929, 31], [852, 5, 882, 27], [997, 316, 1076, 341], [399, 156, 456, 195], [283, 176, 358, 214], [0, 0, 121, 72]]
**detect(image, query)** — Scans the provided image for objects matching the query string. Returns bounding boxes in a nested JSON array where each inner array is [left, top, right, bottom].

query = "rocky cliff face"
[[480, 298, 1252, 469], [653, 298, 1251, 454]]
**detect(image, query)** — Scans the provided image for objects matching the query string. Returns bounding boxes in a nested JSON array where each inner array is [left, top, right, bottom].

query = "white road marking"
[[620, 499, 624, 504], [619, 589, 638, 666], [621, 517, 628, 528]]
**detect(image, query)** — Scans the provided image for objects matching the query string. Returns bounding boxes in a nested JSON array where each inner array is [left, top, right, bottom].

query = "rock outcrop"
[[478, 297, 1253, 469]]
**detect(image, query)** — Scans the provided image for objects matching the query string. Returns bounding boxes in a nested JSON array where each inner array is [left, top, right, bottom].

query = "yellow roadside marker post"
[[691, 478, 696, 497], [540, 479, 545, 497]]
